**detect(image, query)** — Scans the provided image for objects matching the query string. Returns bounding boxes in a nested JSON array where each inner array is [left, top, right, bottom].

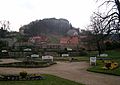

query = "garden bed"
[[54, 57, 89, 62], [87, 66, 120, 76], [0, 61, 56, 68], [0, 74, 84, 85], [87, 59, 120, 76], [0, 74, 45, 81]]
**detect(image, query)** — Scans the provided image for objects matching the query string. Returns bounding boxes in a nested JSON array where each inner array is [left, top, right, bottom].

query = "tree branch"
[[98, 0, 115, 8]]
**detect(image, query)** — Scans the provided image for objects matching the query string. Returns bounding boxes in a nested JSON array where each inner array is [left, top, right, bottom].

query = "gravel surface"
[[0, 59, 21, 64], [0, 59, 120, 85]]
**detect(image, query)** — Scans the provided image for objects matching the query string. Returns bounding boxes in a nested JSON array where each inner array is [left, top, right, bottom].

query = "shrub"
[[19, 71, 27, 78], [104, 61, 119, 70], [105, 63, 111, 69], [79, 51, 88, 56]]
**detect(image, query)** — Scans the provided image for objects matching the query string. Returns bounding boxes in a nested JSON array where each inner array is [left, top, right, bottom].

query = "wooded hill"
[[20, 18, 78, 36]]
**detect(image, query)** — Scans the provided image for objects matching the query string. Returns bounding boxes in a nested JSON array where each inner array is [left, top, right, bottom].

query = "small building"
[[29, 36, 48, 44], [31, 54, 39, 58], [42, 55, 53, 62]]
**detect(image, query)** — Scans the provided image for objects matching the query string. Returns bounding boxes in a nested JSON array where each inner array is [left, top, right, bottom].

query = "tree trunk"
[[115, 0, 120, 22], [97, 41, 102, 56]]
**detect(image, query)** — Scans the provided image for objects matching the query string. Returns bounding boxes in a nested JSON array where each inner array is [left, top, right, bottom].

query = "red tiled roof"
[[60, 36, 79, 45], [60, 37, 70, 44]]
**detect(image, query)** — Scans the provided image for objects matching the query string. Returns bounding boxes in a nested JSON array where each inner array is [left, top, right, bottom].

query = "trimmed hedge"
[[0, 61, 57, 68]]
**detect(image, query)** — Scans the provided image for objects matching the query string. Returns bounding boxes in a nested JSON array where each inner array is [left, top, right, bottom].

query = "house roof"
[[60, 36, 79, 45]]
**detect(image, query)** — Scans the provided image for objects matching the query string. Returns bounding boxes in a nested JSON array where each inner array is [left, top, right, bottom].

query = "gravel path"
[[0, 59, 120, 85], [0, 59, 21, 64]]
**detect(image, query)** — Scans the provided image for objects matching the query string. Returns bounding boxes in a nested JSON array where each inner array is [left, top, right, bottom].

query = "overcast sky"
[[0, 0, 98, 31]]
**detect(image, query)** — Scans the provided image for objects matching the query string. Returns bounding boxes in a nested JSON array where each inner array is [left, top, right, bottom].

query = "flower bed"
[[0, 74, 45, 81], [87, 60, 120, 76], [0, 74, 84, 85]]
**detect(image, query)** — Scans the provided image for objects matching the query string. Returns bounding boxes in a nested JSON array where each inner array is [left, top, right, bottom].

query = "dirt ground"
[[0, 59, 120, 85]]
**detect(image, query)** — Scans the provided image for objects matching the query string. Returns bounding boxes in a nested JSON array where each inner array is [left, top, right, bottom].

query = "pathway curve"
[[0, 59, 120, 85]]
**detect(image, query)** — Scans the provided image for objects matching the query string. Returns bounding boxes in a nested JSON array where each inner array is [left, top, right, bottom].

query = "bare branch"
[[98, 0, 115, 8], [102, 12, 119, 19], [106, 5, 116, 15]]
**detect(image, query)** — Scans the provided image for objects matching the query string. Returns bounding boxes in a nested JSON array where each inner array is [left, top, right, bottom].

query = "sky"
[[0, 0, 98, 31]]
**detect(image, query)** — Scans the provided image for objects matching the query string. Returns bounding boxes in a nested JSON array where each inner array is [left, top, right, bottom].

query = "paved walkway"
[[0, 59, 21, 64], [0, 59, 120, 85]]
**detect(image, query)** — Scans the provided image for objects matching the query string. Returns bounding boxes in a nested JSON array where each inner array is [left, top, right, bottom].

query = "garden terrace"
[[0, 61, 56, 68]]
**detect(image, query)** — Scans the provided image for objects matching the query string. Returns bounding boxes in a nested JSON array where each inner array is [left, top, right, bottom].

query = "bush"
[[19, 71, 27, 79], [104, 61, 119, 70], [0, 61, 56, 68], [105, 41, 120, 50], [105, 63, 111, 69]]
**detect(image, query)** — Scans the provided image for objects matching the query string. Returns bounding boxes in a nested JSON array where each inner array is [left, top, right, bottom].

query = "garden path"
[[0, 59, 120, 85]]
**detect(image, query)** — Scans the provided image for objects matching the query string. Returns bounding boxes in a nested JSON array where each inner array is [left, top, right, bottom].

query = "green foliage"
[[0, 40, 8, 49], [102, 60, 119, 70], [0, 74, 44, 81], [87, 59, 120, 76], [19, 71, 27, 78], [105, 50, 120, 59], [89, 50, 120, 59], [87, 65, 120, 76], [16, 35, 29, 42], [54, 57, 89, 61], [47, 34, 61, 43], [0, 74, 84, 85], [20, 18, 73, 36], [87, 50, 120, 76], [105, 62, 111, 69], [105, 41, 120, 50], [0, 28, 8, 38], [79, 50, 88, 56], [0, 61, 56, 68]]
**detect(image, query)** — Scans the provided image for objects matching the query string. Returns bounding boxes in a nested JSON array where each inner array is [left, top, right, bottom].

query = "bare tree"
[[96, 0, 120, 33], [0, 20, 10, 38], [0, 20, 10, 31], [88, 12, 110, 55], [91, 0, 120, 51]]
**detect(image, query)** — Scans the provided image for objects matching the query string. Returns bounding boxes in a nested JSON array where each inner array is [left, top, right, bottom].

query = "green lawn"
[[87, 65, 120, 76], [87, 59, 120, 76], [105, 50, 120, 59], [0, 74, 84, 85], [89, 50, 120, 59], [87, 50, 120, 76]]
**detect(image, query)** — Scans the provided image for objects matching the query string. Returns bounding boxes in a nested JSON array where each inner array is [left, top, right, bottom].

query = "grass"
[[105, 50, 120, 59], [87, 50, 120, 76], [87, 59, 120, 76], [48, 34, 62, 43], [87, 65, 120, 76], [89, 50, 120, 59], [54, 57, 89, 62], [0, 74, 84, 85]]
